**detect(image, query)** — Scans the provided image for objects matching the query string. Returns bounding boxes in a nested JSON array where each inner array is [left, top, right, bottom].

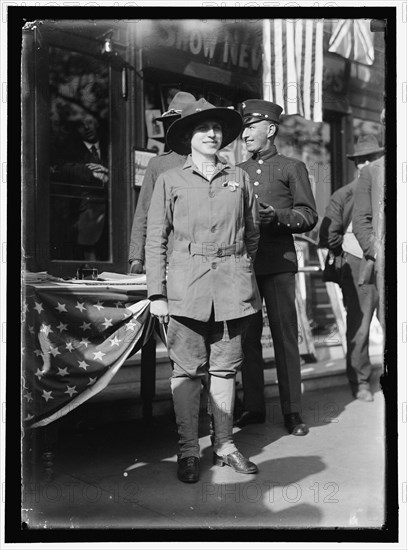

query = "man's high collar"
[[251, 144, 278, 161]]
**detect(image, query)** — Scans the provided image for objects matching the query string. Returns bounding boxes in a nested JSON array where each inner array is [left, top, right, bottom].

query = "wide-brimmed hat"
[[166, 98, 243, 155], [155, 91, 196, 121], [346, 135, 384, 160]]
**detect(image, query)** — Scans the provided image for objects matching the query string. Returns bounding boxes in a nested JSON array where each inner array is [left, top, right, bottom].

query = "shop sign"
[[142, 21, 262, 75]]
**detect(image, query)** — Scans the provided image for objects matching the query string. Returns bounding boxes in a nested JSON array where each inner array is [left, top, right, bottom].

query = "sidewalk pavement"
[[22, 358, 386, 531]]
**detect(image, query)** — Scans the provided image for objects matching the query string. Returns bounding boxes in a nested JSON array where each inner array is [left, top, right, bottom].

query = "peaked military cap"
[[241, 99, 283, 125]]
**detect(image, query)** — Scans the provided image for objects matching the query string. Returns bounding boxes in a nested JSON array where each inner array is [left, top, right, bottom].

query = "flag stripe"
[[263, 19, 323, 122], [303, 20, 313, 120], [262, 18, 272, 102], [274, 20, 285, 108], [285, 21, 297, 113], [295, 20, 304, 115], [314, 20, 324, 117]]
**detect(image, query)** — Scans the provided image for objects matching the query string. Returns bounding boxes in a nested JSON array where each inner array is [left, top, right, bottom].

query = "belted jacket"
[[129, 150, 186, 264], [238, 145, 318, 274], [146, 155, 262, 322]]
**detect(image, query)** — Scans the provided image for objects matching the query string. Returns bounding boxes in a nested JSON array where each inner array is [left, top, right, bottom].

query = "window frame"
[[23, 23, 131, 278]]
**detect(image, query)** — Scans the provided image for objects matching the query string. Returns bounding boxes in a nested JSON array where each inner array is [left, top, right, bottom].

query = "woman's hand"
[[150, 299, 169, 324]]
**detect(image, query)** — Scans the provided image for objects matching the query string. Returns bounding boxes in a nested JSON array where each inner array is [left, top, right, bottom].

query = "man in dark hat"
[[319, 134, 385, 402], [146, 98, 261, 482], [353, 109, 386, 335], [128, 91, 196, 273], [234, 99, 318, 436]]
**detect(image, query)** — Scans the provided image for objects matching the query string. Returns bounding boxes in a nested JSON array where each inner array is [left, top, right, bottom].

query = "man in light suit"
[[319, 135, 384, 401], [353, 109, 386, 333]]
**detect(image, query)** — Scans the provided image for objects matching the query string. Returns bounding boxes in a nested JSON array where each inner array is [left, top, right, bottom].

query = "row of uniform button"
[[254, 159, 263, 184]]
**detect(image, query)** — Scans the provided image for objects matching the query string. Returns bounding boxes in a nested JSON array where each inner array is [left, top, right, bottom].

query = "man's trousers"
[[341, 253, 379, 392], [241, 272, 302, 416]]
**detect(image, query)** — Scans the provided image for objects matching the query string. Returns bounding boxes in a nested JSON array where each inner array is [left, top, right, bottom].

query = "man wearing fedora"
[[319, 134, 384, 401], [128, 91, 196, 273], [235, 99, 318, 436], [146, 98, 261, 483], [353, 110, 386, 334]]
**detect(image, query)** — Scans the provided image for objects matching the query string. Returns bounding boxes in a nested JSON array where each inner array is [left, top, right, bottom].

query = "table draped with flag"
[[22, 282, 155, 429]]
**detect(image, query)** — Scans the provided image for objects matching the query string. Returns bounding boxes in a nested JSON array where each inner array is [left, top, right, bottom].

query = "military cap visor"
[[242, 115, 279, 126], [241, 99, 283, 125]]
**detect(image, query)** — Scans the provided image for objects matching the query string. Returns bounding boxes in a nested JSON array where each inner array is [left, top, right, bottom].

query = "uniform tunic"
[[237, 144, 318, 416], [238, 145, 318, 273], [146, 155, 262, 322]]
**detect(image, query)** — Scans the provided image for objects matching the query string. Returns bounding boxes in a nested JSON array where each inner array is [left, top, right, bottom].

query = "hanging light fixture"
[[98, 28, 143, 100], [101, 33, 114, 55], [99, 30, 133, 99]]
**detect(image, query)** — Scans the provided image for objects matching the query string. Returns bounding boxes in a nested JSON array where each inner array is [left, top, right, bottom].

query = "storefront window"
[[48, 47, 110, 261]]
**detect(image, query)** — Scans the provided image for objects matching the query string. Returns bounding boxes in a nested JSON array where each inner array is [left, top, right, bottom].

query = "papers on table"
[[23, 271, 64, 283], [23, 271, 147, 286], [66, 272, 147, 285], [97, 272, 147, 285]]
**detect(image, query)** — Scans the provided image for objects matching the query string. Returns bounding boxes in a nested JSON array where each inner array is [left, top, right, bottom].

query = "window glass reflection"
[[49, 47, 110, 261]]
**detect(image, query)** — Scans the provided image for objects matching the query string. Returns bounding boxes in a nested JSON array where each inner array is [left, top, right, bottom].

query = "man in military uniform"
[[235, 99, 318, 435], [128, 91, 196, 272]]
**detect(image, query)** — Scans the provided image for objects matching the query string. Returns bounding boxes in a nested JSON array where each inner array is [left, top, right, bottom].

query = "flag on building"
[[328, 19, 375, 66], [22, 286, 154, 428], [263, 19, 324, 123]]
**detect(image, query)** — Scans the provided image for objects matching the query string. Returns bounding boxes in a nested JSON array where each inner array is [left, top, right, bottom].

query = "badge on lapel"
[[222, 180, 240, 192]]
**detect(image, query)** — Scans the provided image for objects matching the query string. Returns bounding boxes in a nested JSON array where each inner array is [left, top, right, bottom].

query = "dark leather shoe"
[[233, 411, 265, 428], [177, 456, 200, 483], [355, 388, 373, 402], [213, 451, 258, 474], [284, 413, 309, 436]]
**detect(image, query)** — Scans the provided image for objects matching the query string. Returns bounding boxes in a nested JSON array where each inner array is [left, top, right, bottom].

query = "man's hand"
[[86, 163, 108, 173], [150, 299, 169, 324], [129, 260, 144, 274], [86, 163, 109, 184], [259, 202, 275, 224]]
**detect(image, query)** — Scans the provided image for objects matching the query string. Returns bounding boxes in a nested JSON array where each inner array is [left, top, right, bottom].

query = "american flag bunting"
[[22, 285, 154, 428], [328, 19, 375, 66], [263, 19, 324, 122]]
